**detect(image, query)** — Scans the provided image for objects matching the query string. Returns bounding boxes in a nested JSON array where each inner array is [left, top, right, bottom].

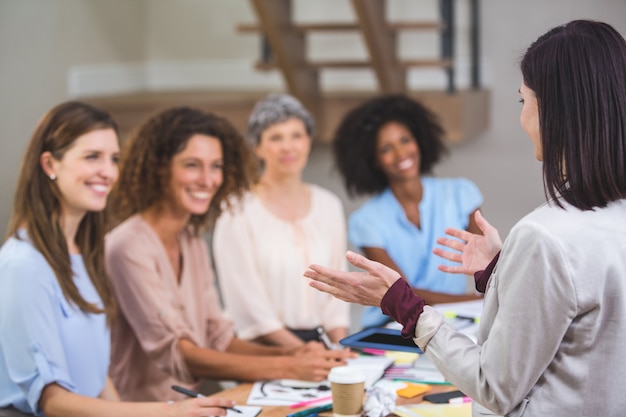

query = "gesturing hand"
[[433, 210, 502, 275], [305, 251, 402, 307]]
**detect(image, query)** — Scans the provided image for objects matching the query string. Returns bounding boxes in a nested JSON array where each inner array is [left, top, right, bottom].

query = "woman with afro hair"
[[333, 94, 485, 328]]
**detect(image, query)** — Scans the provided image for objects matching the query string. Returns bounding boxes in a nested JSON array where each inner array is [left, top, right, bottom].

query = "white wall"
[[1, 0, 625, 239]]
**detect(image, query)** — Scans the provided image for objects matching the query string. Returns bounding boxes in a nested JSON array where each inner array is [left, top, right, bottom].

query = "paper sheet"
[[228, 405, 262, 417], [246, 380, 332, 406], [394, 403, 471, 417], [246, 355, 393, 406]]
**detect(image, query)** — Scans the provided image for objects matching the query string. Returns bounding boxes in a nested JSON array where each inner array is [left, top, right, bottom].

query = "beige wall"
[[145, 0, 256, 61], [1, 0, 626, 239], [0, 0, 146, 237], [434, 0, 626, 233]]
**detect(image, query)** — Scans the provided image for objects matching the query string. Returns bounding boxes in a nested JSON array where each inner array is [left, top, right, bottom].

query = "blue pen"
[[287, 403, 333, 417]]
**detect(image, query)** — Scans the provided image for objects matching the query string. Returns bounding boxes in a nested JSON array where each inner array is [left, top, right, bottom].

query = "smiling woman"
[[332, 94, 485, 329], [0, 102, 235, 417], [104, 106, 353, 402], [212, 94, 351, 349], [40, 128, 119, 222]]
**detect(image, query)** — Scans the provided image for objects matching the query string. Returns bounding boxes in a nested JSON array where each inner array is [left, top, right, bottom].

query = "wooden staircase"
[[86, 0, 488, 144], [235, 0, 488, 143]]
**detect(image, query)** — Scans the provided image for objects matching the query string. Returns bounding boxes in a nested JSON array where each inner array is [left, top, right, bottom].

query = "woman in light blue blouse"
[[333, 94, 484, 328], [0, 101, 233, 417]]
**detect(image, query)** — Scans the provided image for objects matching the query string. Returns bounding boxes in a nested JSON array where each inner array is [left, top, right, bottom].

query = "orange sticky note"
[[396, 383, 431, 398]]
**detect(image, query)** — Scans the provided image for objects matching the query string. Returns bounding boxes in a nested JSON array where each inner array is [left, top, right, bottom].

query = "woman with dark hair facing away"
[[0, 102, 234, 416], [213, 94, 350, 349], [333, 94, 484, 328], [105, 106, 352, 402], [306, 20, 626, 416]]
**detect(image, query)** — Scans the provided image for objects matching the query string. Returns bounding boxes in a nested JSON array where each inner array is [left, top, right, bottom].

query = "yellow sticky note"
[[396, 383, 431, 398]]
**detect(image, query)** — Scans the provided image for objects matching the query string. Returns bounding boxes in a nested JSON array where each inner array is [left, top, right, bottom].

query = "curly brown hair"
[[333, 94, 447, 196], [109, 106, 255, 233]]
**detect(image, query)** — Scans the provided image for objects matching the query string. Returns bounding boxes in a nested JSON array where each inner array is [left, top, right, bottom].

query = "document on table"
[[395, 403, 471, 417], [228, 406, 262, 417], [432, 299, 484, 342], [246, 380, 332, 406], [431, 299, 483, 321], [246, 355, 393, 406]]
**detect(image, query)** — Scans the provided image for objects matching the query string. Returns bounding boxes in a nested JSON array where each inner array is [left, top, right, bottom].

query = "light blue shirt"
[[0, 233, 110, 415], [349, 177, 483, 328]]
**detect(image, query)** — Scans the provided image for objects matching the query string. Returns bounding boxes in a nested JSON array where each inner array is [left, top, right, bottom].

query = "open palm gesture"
[[433, 210, 502, 275]]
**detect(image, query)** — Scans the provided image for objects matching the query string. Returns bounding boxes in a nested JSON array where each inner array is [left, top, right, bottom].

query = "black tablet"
[[339, 327, 423, 354]]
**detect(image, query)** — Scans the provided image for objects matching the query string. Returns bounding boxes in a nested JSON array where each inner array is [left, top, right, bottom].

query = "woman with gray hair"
[[213, 93, 350, 349]]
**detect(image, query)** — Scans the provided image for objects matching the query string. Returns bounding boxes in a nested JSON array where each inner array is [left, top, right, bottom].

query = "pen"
[[171, 385, 242, 413], [316, 326, 337, 350], [443, 311, 480, 323], [287, 403, 333, 417]]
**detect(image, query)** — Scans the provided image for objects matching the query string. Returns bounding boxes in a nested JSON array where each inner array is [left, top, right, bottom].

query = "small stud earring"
[[49, 174, 56, 181]]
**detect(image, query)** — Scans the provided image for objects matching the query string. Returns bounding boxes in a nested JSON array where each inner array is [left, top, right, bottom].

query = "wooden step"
[[237, 21, 443, 33], [83, 89, 490, 145], [254, 58, 452, 71], [400, 58, 453, 69]]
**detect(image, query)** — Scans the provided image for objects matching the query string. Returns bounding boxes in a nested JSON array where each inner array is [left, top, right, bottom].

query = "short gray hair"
[[246, 93, 315, 146]]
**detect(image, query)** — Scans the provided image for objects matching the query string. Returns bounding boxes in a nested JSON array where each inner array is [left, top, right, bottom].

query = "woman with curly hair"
[[213, 94, 350, 349], [0, 101, 234, 417], [105, 106, 351, 402], [333, 94, 484, 328]]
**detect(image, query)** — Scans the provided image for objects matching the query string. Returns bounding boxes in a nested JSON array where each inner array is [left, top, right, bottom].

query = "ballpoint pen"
[[316, 326, 340, 350], [171, 385, 242, 413]]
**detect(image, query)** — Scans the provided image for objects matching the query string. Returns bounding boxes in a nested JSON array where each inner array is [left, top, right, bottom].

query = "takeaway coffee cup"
[[328, 366, 366, 417]]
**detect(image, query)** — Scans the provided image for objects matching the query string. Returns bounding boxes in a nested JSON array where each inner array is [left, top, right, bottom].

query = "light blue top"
[[349, 177, 483, 328], [0, 232, 110, 415]]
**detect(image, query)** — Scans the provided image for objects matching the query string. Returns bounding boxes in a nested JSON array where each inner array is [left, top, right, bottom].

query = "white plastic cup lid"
[[328, 366, 366, 384]]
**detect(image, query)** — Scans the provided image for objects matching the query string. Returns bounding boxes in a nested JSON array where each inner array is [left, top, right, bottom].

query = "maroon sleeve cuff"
[[380, 278, 425, 339], [473, 251, 500, 293]]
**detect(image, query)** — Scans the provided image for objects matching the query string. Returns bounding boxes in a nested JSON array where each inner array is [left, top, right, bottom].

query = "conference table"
[[207, 382, 457, 417]]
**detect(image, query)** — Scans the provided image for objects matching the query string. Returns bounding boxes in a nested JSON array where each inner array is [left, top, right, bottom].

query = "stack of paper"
[[383, 354, 448, 385]]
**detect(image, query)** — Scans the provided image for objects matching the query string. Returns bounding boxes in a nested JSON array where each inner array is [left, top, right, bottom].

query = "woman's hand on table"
[[290, 348, 355, 381], [170, 396, 235, 417]]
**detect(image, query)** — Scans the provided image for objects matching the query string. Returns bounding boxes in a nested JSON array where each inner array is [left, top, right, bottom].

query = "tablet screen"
[[339, 327, 423, 353]]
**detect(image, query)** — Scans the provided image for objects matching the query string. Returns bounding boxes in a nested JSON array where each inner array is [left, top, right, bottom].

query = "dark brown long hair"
[[521, 20, 626, 210], [7, 101, 118, 318], [109, 106, 255, 233]]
